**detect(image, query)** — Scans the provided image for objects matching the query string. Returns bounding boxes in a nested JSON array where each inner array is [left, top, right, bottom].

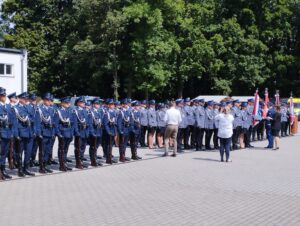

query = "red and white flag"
[[290, 95, 295, 125], [262, 88, 269, 118], [252, 89, 260, 126], [275, 91, 280, 106]]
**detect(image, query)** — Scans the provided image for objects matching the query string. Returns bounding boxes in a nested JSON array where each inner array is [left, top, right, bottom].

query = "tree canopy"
[[1, 0, 300, 99]]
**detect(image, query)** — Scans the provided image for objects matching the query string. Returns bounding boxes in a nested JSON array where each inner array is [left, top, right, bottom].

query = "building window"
[[6, 65, 12, 75], [0, 64, 4, 75], [0, 63, 13, 76]]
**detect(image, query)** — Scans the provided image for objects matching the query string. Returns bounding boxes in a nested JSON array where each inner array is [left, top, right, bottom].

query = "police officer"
[[139, 100, 148, 147], [280, 102, 288, 137], [103, 99, 117, 164], [96, 98, 105, 160], [88, 98, 104, 167], [36, 93, 56, 173], [240, 102, 249, 149], [73, 96, 90, 169], [265, 102, 275, 149], [13, 92, 36, 177], [212, 102, 220, 149], [28, 93, 39, 167], [256, 102, 265, 140], [245, 99, 254, 148], [194, 99, 205, 151], [129, 101, 142, 160], [48, 94, 58, 165], [148, 100, 157, 149], [6, 92, 18, 169], [156, 103, 166, 148], [176, 99, 186, 152], [204, 101, 214, 150], [54, 96, 75, 171], [117, 99, 131, 162], [0, 87, 15, 180], [183, 97, 195, 149], [231, 100, 242, 150]]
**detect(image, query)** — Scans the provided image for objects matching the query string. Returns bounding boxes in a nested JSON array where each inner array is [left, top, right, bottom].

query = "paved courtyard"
[[1, 134, 300, 226]]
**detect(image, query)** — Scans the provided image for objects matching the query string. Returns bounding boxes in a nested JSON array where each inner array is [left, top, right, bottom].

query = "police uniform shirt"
[[204, 108, 214, 130], [14, 103, 36, 138], [183, 105, 195, 126], [147, 107, 157, 127], [232, 106, 243, 128], [89, 107, 103, 137], [177, 107, 187, 129], [117, 108, 131, 135], [140, 107, 148, 127], [241, 109, 250, 129], [37, 104, 56, 138], [281, 107, 288, 122], [54, 106, 74, 138], [0, 102, 16, 139], [156, 109, 167, 128], [130, 109, 141, 135], [103, 109, 117, 136], [213, 109, 220, 129], [195, 105, 205, 128]]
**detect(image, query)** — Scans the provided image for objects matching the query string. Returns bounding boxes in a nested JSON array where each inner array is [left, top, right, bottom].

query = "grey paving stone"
[[1, 134, 300, 226]]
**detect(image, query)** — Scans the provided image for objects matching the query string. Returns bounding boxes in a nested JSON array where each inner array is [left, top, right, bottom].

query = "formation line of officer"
[[0, 86, 293, 180]]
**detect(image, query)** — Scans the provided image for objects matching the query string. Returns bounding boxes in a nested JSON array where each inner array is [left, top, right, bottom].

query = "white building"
[[0, 47, 28, 95]]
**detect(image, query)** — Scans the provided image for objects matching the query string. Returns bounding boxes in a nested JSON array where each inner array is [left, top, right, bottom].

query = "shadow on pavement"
[[193, 157, 220, 162]]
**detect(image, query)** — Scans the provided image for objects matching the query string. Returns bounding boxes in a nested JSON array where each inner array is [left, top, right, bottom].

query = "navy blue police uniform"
[[102, 99, 117, 164], [129, 101, 142, 160], [73, 96, 90, 169], [0, 87, 16, 180], [13, 92, 37, 177], [54, 96, 75, 171], [117, 99, 131, 162], [88, 98, 104, 167]]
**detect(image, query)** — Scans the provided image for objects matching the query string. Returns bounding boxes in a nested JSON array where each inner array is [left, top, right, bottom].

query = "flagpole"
[[290, 91, 294, 126], [263, 88, 268, 118], [275, 90, 280, 106]]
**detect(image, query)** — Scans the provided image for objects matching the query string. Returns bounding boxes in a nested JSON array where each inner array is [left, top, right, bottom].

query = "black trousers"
[[102, 133, 108, 158], [191, 126, 197, 148], [257, 121, 265, 140], [252, 124, 258, 141], [129, 132, 139, 157], [184, 125, 194, 148], [196, 127, 205, 150], [232, 126, 242, 148], [281, 121, 288, 136], [244, 126, 252, 146], [205, 129, 213, 149], [177, 128, 184, 151], [139, 126, 148, 146], [213, 128, 219, 148]]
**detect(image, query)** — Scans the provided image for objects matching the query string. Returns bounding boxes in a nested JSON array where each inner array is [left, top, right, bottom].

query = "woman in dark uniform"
[[271, 106, 281, 150]]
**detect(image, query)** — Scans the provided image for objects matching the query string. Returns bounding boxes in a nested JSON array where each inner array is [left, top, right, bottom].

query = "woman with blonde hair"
[[215, 105, 234, 162]]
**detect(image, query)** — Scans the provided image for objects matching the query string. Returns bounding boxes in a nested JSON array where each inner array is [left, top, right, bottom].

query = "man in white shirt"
[[163, 101, 182, 157]]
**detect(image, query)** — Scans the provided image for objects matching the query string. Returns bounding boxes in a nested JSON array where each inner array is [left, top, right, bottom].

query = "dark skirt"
[[156, 127, 166, 135], [271, 129, 280, 137]]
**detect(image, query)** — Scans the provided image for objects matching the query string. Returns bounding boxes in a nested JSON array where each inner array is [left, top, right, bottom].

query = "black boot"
[[23, 164, 35, 176], [65, 163, 73, 171], [39, 161, 46, 174], [1, 165, 12, 179], [44, 161, 53, 173], [18, 167, 25, 177]]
